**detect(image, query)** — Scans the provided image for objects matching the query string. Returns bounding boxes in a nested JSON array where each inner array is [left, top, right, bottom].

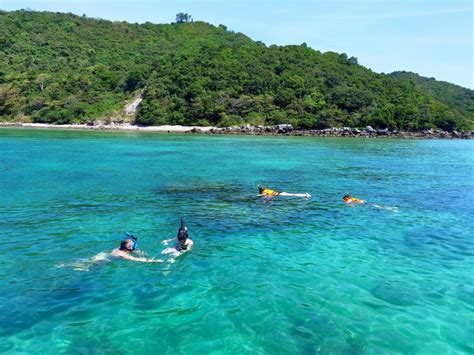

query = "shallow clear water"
[[0, 129, 473, 354]]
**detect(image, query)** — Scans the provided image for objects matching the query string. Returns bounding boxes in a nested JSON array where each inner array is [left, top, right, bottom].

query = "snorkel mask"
[[177, 218, 189, 250], [121, 232, 138, 251]]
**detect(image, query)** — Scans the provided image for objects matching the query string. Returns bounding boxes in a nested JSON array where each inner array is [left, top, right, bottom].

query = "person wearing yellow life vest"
[[343, 194, 366, 204], [258, 186, 311, 198]]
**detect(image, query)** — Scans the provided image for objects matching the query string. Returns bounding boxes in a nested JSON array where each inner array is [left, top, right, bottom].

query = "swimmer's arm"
[[123, 254, 164, 263], [161, 238, 175, 245], [187, 240, 194, 250], [180, 240, 194, 255], [161, 247, 176, 255]]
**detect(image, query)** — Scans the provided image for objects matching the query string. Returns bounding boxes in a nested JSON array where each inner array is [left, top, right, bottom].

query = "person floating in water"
[[258, 186, 311, 198], [161, 218, 194, 258], [342, 194, 366, 204], [111, 232, 163, 263], [342, 194, 398, 211]]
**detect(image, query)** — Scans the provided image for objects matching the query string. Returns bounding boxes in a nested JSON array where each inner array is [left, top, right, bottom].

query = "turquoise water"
[[0, 129, 473, 354]]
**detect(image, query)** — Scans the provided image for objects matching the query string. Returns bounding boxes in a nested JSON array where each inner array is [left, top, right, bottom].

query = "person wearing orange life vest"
[[258, 186, 311, 198], [342, 194, 366, 204], [343, 194, 399, 211]]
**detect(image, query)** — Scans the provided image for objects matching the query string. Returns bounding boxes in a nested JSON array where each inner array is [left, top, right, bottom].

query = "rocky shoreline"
[[190, 124, 473, 139], [1, 122, 472, 139]]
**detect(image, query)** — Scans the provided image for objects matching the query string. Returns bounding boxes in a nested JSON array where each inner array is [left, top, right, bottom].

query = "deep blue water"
[[0, 129, 473, 353]]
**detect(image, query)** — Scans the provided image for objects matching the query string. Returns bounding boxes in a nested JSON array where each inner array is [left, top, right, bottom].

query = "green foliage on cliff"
[[1, 10, 473, 130], [389, 71, 474, 121]]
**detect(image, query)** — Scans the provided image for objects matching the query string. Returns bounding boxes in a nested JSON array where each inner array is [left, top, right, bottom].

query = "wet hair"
[[258, 186, 265, 194], [343, 194, 351, 200]]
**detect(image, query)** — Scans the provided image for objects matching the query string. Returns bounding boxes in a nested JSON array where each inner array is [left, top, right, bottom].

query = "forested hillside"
[[389, 71, 474, 120], [1, 10, 472, 130]]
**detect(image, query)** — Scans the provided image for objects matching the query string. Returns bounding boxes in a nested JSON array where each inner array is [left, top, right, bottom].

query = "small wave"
[[370, 204, 399, 212], [56, 252, 110, 271]]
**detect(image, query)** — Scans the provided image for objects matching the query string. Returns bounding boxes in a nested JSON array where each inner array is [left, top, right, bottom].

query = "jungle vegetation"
[[1, 10, 472, 130]]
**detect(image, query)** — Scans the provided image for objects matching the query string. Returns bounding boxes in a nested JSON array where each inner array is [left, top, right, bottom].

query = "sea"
[[0, 128, 473, 354]]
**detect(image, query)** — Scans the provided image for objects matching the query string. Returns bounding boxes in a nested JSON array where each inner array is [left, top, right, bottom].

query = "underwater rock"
[[370, 283, 419, 307]]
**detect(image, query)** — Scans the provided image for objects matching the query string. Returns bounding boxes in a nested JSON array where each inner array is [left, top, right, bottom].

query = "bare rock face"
[[125, 97, 143, 115]]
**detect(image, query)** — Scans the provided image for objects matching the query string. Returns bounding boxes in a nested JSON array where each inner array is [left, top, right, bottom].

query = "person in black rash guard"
[[161, 218, 194, 258]]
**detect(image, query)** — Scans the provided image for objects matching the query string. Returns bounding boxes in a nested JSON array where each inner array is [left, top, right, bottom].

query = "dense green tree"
[[176, 13, 192, 23], [0, 10, 472, 130]]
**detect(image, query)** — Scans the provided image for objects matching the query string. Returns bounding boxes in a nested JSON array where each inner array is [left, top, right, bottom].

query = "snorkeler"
[[342, 194, 366, 204], [161, 218, 194, 258], [258, 186, 311, 198], [342, 194, 398, 211], [111, 232, 163, 263]]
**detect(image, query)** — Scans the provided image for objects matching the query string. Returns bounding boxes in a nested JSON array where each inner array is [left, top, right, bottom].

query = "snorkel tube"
[[121, 232, 138, 251], [177, 218, 189, 250]]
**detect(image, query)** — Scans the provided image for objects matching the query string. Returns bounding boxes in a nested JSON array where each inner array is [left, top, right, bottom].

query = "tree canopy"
[[175, 13, 192, 23], [1, 10, 472, 130]]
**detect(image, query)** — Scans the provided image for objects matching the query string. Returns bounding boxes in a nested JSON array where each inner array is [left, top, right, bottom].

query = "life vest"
[[262, 188, 280, 196], [344, 197, 365, 204]]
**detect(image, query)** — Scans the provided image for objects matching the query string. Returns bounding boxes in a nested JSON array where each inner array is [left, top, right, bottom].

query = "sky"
[[2, 0, 473, 89]]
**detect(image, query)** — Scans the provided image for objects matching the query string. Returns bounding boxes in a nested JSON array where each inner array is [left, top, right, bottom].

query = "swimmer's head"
[[177, 218, 189, 249], [343, 194, 351, 201], [120, 232, 137, 252], [258, 186, 266, 194]]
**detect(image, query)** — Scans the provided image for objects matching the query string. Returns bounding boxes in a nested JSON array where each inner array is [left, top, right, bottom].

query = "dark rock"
[[452, 130, 461, 138], [371, 283, 419, 306], [277, 124, 293, 133], [461, 131, 472, 139], [177, 125, 471, 139]]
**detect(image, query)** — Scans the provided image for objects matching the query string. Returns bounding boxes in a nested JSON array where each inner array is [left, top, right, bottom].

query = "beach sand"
[[0, 122, 215, 133]]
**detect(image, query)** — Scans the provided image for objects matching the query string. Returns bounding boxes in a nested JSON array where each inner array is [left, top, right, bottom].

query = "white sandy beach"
[[0, 122, 216, 133]]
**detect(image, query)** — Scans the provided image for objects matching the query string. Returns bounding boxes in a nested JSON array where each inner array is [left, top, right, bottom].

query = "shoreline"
[[0, 122, 472, 139], [0, 122, 215, 133]]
